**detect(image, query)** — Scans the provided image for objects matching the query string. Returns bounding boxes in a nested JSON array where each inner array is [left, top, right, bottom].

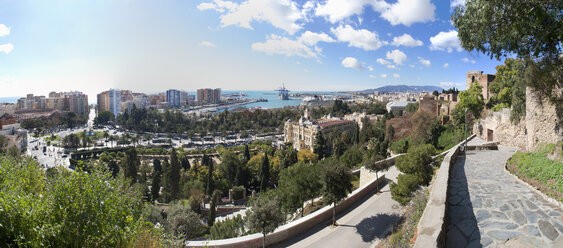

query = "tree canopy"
[[453, 0, 562, 101]]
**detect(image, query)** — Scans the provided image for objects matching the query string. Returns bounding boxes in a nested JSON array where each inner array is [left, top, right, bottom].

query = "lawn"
[[507, 143, 563, 203]]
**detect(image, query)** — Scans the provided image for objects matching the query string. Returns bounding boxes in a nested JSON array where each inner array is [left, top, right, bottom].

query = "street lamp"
[[464, 108, 468, 153]]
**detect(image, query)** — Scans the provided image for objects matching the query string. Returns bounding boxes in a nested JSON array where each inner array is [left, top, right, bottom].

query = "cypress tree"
[[151, 170, 161, 202], [123, 148, 139, 184], [206, 154, 215, 196], [169, 148, 181, 201], [243, 145, 251, 161]]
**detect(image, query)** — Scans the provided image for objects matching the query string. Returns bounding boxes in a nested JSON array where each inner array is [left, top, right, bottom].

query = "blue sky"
[[0, 0, 502, 99]]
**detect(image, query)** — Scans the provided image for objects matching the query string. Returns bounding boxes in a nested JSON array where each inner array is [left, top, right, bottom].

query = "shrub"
[[390, 174, 423, 205]]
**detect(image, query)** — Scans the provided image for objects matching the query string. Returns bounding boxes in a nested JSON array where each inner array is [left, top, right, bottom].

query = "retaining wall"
[[186, 174, 387, 248], [413, 135, 475, 248]]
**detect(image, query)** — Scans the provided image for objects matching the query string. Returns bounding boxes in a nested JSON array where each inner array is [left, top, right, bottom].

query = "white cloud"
[[198, 0, 304, 35], [0, 43, 14, 54], [315, 0, 435, 26], [377, 0, 436, 26], [429, 30, 462, 52], [299, 31, 335, 46], [304, 69, 310, 72], [0, 24, 10, 37], [443, 63, 449, 68], [315, 0, 367, 23], [393, 73, 400, 78], [450, 0, 465, 9], [409, 64, 416, 68], [331, 24, 386, 51], [418, 56, 431, 67], [251, 34, 317, 58], [376, 58, 390, 65], [369, 74, 377, 79], [381, 74, 388, 78], [461, 57, 476, 64], [392, 34, 423, 47], [368, 65, 373, 71], [341, 57, 365, 70], [199, 41, 216, 47], [251, 31, 335, 60], [385, 49, 407, 65]]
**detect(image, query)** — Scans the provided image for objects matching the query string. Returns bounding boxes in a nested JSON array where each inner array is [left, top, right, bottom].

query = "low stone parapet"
[[186, 173, 387, 248], [413, 135, 475, 248]]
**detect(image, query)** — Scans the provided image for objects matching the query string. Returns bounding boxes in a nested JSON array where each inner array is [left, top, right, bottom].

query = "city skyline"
[[0, 0, 501, 99]]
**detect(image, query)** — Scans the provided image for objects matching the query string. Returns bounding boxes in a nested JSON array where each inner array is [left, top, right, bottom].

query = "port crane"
[[276, 83, 289, 100]]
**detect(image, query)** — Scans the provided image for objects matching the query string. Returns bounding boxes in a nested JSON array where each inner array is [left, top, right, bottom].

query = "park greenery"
[[21, 111, 88, 135], [116, 106, 301, 135]]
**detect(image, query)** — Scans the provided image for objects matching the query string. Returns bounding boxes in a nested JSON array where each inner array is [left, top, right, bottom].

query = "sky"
[[0, 0, 503, 100]]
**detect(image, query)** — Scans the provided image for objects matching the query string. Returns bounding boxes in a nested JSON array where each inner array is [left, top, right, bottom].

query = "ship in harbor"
[[276, 83, 290, 100]]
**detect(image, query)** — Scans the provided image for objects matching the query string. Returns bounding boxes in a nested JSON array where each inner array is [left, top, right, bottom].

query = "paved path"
[[274, 166, 403, 248], [446, 143, 563, 247]]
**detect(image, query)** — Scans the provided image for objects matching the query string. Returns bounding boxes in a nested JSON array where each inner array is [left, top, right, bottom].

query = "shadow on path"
[[355, 213, 402, 242], [445, 154, 482, 247]]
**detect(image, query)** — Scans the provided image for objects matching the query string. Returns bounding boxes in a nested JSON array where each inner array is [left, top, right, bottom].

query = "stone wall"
[[525, 87, 563, 151], [472, 87, 562, 151], [386, 114, 412, 142], [473, 108, 527, 150]]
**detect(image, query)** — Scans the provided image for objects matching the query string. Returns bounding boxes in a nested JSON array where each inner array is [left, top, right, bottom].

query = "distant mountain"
[[361, 85, 443, 93]]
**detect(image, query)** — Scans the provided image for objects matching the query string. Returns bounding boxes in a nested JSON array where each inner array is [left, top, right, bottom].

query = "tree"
[[363, 151, 389, 193], [205, 154, 215, 196], [488, 58, 527, 123], [453, 0, 562, 102], [207, 190, 220, 227], [313, 131, 327, 159], [151, 169, 162, 202], [395, 144, 435, 183], [410, 110, 435, 145], [181, 157, 191, 171], [122, 148, 139, 183], [321, 159, 352, 226], [339, 148, 364, 169], [166, 202, 206, 239], [453, 81, 485, 126], [243, 145, 251, 162], [297, 148, 318, 164], [278, 162, 321, 216], [168, 148, 181, 201], [405, 102, 419, 113], [246, 195, 285, 248], [153, 159, 162, 173], [260, 153, 270, 193], [94, 110, 115, 125]]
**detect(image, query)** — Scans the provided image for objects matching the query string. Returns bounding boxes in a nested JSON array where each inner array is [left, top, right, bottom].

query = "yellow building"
[[284, 109, 357, 151]]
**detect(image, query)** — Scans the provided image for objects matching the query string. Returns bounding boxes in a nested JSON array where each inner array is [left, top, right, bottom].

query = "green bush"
[[232, 186, 245, 200], [209, 215, 245, 240], [0, 156, 144, 247], [390, 174, 423, 205], [390, 137, 410, 154]]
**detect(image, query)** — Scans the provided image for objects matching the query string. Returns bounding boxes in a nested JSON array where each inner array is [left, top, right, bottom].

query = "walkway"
[[274, 166, 402, 248], [446, 141, 563, 247]]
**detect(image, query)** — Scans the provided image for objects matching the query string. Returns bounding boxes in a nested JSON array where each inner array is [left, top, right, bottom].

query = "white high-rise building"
[[109, 89, 121, 118]]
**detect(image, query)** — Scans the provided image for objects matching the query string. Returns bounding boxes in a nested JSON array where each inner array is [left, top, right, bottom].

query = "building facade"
[[18, 92, 87, 115], [166, 89, 182, 107], [108, 89, 121, 118], [284, 109, 357, 151], [197, 88, 221, 105]]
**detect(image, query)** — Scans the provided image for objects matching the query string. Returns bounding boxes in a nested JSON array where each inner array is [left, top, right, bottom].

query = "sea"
[[0, 91, 346, 110]]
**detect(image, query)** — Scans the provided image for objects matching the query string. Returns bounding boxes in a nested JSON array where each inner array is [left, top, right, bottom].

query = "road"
[[275, 166, 403, 248]]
